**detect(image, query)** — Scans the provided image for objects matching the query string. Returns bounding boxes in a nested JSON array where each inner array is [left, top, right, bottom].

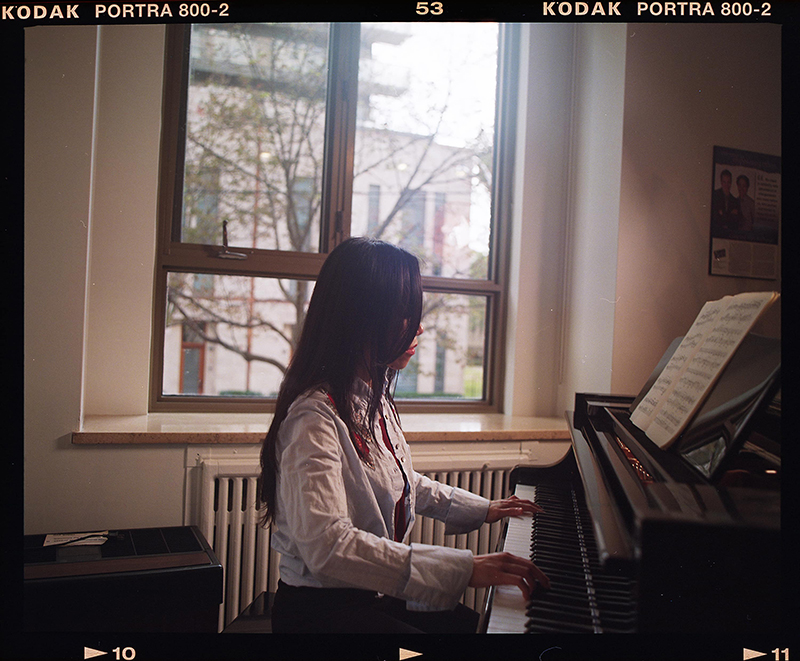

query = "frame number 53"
[[416, 2, 444, 14]]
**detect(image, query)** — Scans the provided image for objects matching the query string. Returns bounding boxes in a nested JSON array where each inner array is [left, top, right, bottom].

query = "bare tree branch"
[[169, 287, 294, 348], [169, 292, 289, 374]]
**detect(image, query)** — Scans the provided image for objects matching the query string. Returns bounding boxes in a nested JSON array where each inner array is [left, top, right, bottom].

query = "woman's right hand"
[[468, 552, 550, 600]]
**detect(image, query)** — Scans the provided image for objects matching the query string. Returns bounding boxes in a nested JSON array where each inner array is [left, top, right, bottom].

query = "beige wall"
[[612, 23, 782, 396]]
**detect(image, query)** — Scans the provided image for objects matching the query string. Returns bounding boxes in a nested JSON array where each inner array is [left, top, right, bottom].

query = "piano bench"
[[222, 592, 274, 633]]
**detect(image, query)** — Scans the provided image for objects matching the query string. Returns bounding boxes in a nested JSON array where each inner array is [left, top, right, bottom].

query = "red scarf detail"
[[325, 392, 371, 461]]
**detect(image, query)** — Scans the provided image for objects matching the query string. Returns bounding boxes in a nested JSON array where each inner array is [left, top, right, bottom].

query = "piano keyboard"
[[485, 483, 637, 634]]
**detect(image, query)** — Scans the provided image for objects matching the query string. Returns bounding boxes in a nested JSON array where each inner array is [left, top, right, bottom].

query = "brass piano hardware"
[[613, 437, 654, 484]]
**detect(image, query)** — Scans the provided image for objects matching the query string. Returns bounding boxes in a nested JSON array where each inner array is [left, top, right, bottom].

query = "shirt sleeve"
[[277, 401, 474, 611], [412, 472, 491, 535]]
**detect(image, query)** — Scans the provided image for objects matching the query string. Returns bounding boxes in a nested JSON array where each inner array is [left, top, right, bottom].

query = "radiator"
[[192, 450, 522, 631]]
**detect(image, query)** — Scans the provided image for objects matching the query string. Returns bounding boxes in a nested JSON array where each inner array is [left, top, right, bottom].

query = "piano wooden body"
[[481, 390, 781, 634]]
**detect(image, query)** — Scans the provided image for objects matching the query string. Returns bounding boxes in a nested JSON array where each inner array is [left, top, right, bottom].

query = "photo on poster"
[[709, 145, 780, 279]]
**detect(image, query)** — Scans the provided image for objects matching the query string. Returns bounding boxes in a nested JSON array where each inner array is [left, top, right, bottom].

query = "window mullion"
[[484, 23, 520, 413], [488, 23, 519, 288], [158, 25, 192, 247], [320, 22, 361, 252]]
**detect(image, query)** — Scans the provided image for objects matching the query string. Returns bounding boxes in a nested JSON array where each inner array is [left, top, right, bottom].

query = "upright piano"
[[481, 334, 781, 634]]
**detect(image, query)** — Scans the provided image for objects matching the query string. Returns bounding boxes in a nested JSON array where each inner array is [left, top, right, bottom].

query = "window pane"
[[164, 272, 486, 401], [163, 272, 313, 397], [182, 24, 330, 252], [395, 292, 487, 400], [181, 345, 203, 394], [351, 23, 498, 279]]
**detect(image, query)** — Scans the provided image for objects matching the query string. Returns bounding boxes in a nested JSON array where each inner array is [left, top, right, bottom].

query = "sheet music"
[[630, 299, 724, 426], [630, 291, 777, 448]]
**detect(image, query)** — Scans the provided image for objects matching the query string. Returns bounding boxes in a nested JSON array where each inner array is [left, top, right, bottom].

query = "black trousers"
[[272, 580, 480, 634]]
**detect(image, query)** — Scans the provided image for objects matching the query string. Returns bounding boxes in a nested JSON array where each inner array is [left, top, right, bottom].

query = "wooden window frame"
[[149, 22, 519, 414]]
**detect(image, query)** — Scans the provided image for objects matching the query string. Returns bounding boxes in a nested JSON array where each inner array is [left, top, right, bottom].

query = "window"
[[152, 22, 518, 412]]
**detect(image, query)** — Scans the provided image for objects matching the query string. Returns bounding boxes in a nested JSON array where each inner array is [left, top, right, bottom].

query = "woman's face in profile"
[[388, 323, 424, 371]]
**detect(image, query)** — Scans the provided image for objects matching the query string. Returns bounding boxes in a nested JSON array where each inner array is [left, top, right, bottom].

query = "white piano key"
[[485, 585, 529, 633], [484, 484, 537, 633]]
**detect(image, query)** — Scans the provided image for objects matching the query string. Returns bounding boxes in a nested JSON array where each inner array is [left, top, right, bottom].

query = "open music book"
[[630, 291, 779, 449]]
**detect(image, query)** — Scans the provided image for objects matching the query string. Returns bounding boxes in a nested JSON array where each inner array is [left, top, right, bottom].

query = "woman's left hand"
[[485, 495, 543, 524]]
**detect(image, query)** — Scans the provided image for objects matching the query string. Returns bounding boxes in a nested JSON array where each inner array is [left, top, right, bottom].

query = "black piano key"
[[518, 483, 637, 634], [526, 615, 599, 634], [534, 591, 593, 607], [528, 606, 597, 627]]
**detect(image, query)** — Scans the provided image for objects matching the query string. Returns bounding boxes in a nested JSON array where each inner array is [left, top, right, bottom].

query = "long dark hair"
[[258, 237, 423, 524]]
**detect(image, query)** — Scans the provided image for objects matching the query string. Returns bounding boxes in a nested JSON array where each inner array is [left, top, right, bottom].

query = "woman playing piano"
[[258, 237, 549, 633]]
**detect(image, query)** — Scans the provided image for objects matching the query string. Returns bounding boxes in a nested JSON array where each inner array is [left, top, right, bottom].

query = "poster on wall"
[[709, 146, 780, 279]]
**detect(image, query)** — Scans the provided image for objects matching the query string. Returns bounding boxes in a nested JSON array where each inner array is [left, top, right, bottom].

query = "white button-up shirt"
[[271, 379, 491, 611]]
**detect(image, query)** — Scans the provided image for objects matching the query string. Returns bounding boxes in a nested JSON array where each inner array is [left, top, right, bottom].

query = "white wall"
[[25, 25, 186, 534], [505, 23, 628, 417], [612, 23, 782, 395], [556, 24, 628, 414], [82, 25, 163, 415], [504, 23, 575, 416]]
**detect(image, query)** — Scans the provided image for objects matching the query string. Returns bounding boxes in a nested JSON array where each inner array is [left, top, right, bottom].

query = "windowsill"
[[72, 412, 571, 445]]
